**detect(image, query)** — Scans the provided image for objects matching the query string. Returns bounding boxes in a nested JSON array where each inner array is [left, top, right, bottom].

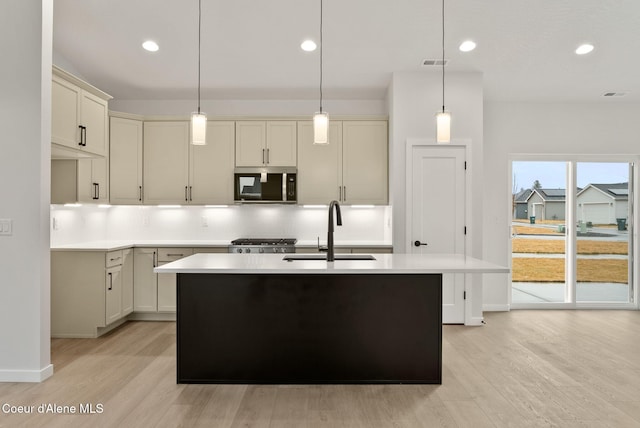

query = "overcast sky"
[[512, 162, 630, 191]]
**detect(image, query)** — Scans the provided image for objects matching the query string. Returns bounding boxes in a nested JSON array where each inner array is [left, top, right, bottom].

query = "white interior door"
[[409, 145, 466, 323]]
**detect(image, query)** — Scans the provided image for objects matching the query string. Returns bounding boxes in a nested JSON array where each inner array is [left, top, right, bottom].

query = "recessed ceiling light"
[[575, 44, 594, 55], [459, 40, 476, 52], [300, 40, 317, 52], [142, 40, 159, 52]]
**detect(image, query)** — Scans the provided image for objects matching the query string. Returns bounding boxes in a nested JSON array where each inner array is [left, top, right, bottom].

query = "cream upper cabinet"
[[110, 117, 143, 205], [266, 121, 297, 166], [297, 120, 388, 205], [51, 67, 110, 157], [143, 121, 190, 204], [342, 121, 388, 205], [297, 121, 343, 204], [189, 121, 235, 204], [235, 121, 297, 167], [77, 157, 109, 203]]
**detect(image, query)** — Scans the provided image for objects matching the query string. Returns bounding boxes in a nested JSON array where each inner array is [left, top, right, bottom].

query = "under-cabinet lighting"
[[301, 40, 317, 52], [98, 204, 111, 208], [157, 205, 182, 208], [205, 205, 229, 208], [459, 40, 476, 52], [303, 205, 328, 208], [63, 203, 82, 207], [350, 205, 375, 209], [575, 44, 594, 55]]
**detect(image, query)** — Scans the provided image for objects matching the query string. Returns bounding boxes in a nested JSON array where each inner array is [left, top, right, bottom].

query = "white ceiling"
[[52, 0, 640, 102]]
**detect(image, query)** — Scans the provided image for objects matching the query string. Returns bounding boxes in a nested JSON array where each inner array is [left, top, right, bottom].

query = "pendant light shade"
[[313, 111, 329, 145], [192, 0, 207, 145], [435, 0, 451, 144], [191, 112, 207, 145], [313, 0, 329, 145], [436, 110, 451, 144]]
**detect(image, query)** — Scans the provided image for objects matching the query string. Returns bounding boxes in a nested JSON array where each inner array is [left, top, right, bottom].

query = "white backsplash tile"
[[51, 204, 392, 246]]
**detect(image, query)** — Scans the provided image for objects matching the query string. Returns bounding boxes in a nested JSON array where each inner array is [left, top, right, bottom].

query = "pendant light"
[[191, 0, 207, 145], [436, 0, 451, 144], [313, 0, 329, 145]]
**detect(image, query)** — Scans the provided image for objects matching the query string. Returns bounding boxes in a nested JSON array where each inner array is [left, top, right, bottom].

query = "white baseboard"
[[0, 364, 53, 383], [483, 304, 510, 312], [465, 316, 484, 326]]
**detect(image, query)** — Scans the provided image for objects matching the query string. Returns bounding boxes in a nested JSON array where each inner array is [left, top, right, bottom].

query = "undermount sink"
[[283, 254, 377, 262]]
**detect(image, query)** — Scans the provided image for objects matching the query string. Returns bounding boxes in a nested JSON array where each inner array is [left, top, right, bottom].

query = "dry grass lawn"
[[512, 238, 628, 255], [512, 258, 628, 283], [513, 225, 564, 235]]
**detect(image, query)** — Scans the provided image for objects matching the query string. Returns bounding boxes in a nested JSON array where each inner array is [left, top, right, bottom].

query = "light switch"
[[0, 219, 12, 236]]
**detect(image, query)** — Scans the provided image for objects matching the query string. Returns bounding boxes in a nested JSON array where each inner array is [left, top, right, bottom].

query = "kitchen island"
[[155, 253, 507, 384]]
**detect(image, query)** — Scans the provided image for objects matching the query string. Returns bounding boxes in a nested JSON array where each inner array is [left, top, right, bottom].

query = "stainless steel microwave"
[[234, 167, 297, 204]]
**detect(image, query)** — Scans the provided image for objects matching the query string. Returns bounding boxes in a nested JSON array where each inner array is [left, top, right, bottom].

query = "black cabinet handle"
[[153, 251, 157, 268], [414, 240, 428, 247], [139, 186, 142, 202], [93, 183, 99, 200], [108, 272, 113, 290], [262, 148, 266, 164], [185, 186, 188, 202], [189, 186, 193, 201], [78, 125, 86, 146], [266, 148, 270, 164]]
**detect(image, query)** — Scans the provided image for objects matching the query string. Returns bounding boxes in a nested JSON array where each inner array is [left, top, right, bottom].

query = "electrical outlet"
[[0, 219, 13, 236], [201, 216, 208, 227], [52, 217, 59, 230], [142, 215, 150, 227]]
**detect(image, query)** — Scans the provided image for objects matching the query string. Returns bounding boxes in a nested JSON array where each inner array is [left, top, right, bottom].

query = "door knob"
[[414, 240, 428, 247]]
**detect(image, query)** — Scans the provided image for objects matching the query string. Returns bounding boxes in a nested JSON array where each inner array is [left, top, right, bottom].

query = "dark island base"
[[177, 273, 442, 384]]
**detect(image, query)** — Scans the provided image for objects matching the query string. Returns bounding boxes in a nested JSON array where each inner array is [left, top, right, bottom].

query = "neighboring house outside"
[[513, 188, 532, 219], [526, 188, 568, 221], [577, 183, 628, 225]]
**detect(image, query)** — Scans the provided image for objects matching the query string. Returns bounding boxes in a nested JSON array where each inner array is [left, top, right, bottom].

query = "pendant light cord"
[[319, 0, 324, 113], [197, 0, 202, 114], [441, 0, 445, 113]]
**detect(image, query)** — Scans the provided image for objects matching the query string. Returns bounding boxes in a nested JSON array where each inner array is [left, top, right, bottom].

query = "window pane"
[[512, 161, 567, 303], [576, 163, 631, 303]]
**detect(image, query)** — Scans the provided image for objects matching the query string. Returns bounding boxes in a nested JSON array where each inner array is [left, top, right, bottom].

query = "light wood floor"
[[2, 311, 640, 427]]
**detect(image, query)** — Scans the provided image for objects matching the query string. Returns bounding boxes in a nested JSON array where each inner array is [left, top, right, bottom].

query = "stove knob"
[[236, 248, 243, 253], [246, 248, 251, 253], [259, 248, 264, 253]]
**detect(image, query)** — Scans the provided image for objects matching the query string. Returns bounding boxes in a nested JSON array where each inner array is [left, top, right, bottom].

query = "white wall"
[[388, 71, 486, 323], [483, 101, 640, 310], [109, 98, 387, 117], [0, 0, 53, 382], [50, 205, 392, 247]]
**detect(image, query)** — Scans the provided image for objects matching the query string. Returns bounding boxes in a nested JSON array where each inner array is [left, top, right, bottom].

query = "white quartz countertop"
[[154, 253, 509, 274], [51, 240, 392, 251]]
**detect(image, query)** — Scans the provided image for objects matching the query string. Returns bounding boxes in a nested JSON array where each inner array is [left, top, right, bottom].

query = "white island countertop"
[[154, 253, 509, 275]]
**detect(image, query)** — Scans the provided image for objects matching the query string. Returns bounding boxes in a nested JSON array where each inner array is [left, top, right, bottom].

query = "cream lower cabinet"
[[133, 247, 192, 313], [297, 120, 388, 205], [52, 249, 132, 338]]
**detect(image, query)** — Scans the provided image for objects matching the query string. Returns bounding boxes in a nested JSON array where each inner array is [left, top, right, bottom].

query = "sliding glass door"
[[511, 160, 634, 306], [576, 162, 632, 303]]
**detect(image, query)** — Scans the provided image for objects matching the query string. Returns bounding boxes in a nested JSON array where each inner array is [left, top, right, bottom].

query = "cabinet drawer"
[[106, 250, 124, 268], [158, 248, 193, 262]]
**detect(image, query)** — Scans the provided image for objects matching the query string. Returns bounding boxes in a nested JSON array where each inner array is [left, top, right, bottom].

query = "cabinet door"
[[110, 117, 143, 205], [189, 121, 235, 204], [51, 159, 77, 204], [342, 121, 388, 205], [80, 91, 109, 156], [121, 249, 134, 316], [77, 158, 109, 203], [105, 266, 123, 325], [143, 122, 189, 204], [297, 121, 342, 204], [133, 248, 158, 312], [266, 121, 297, 166], [157, 263, 176, 312], [51, 75, 81, 149], [235, 121, 266, 166]]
